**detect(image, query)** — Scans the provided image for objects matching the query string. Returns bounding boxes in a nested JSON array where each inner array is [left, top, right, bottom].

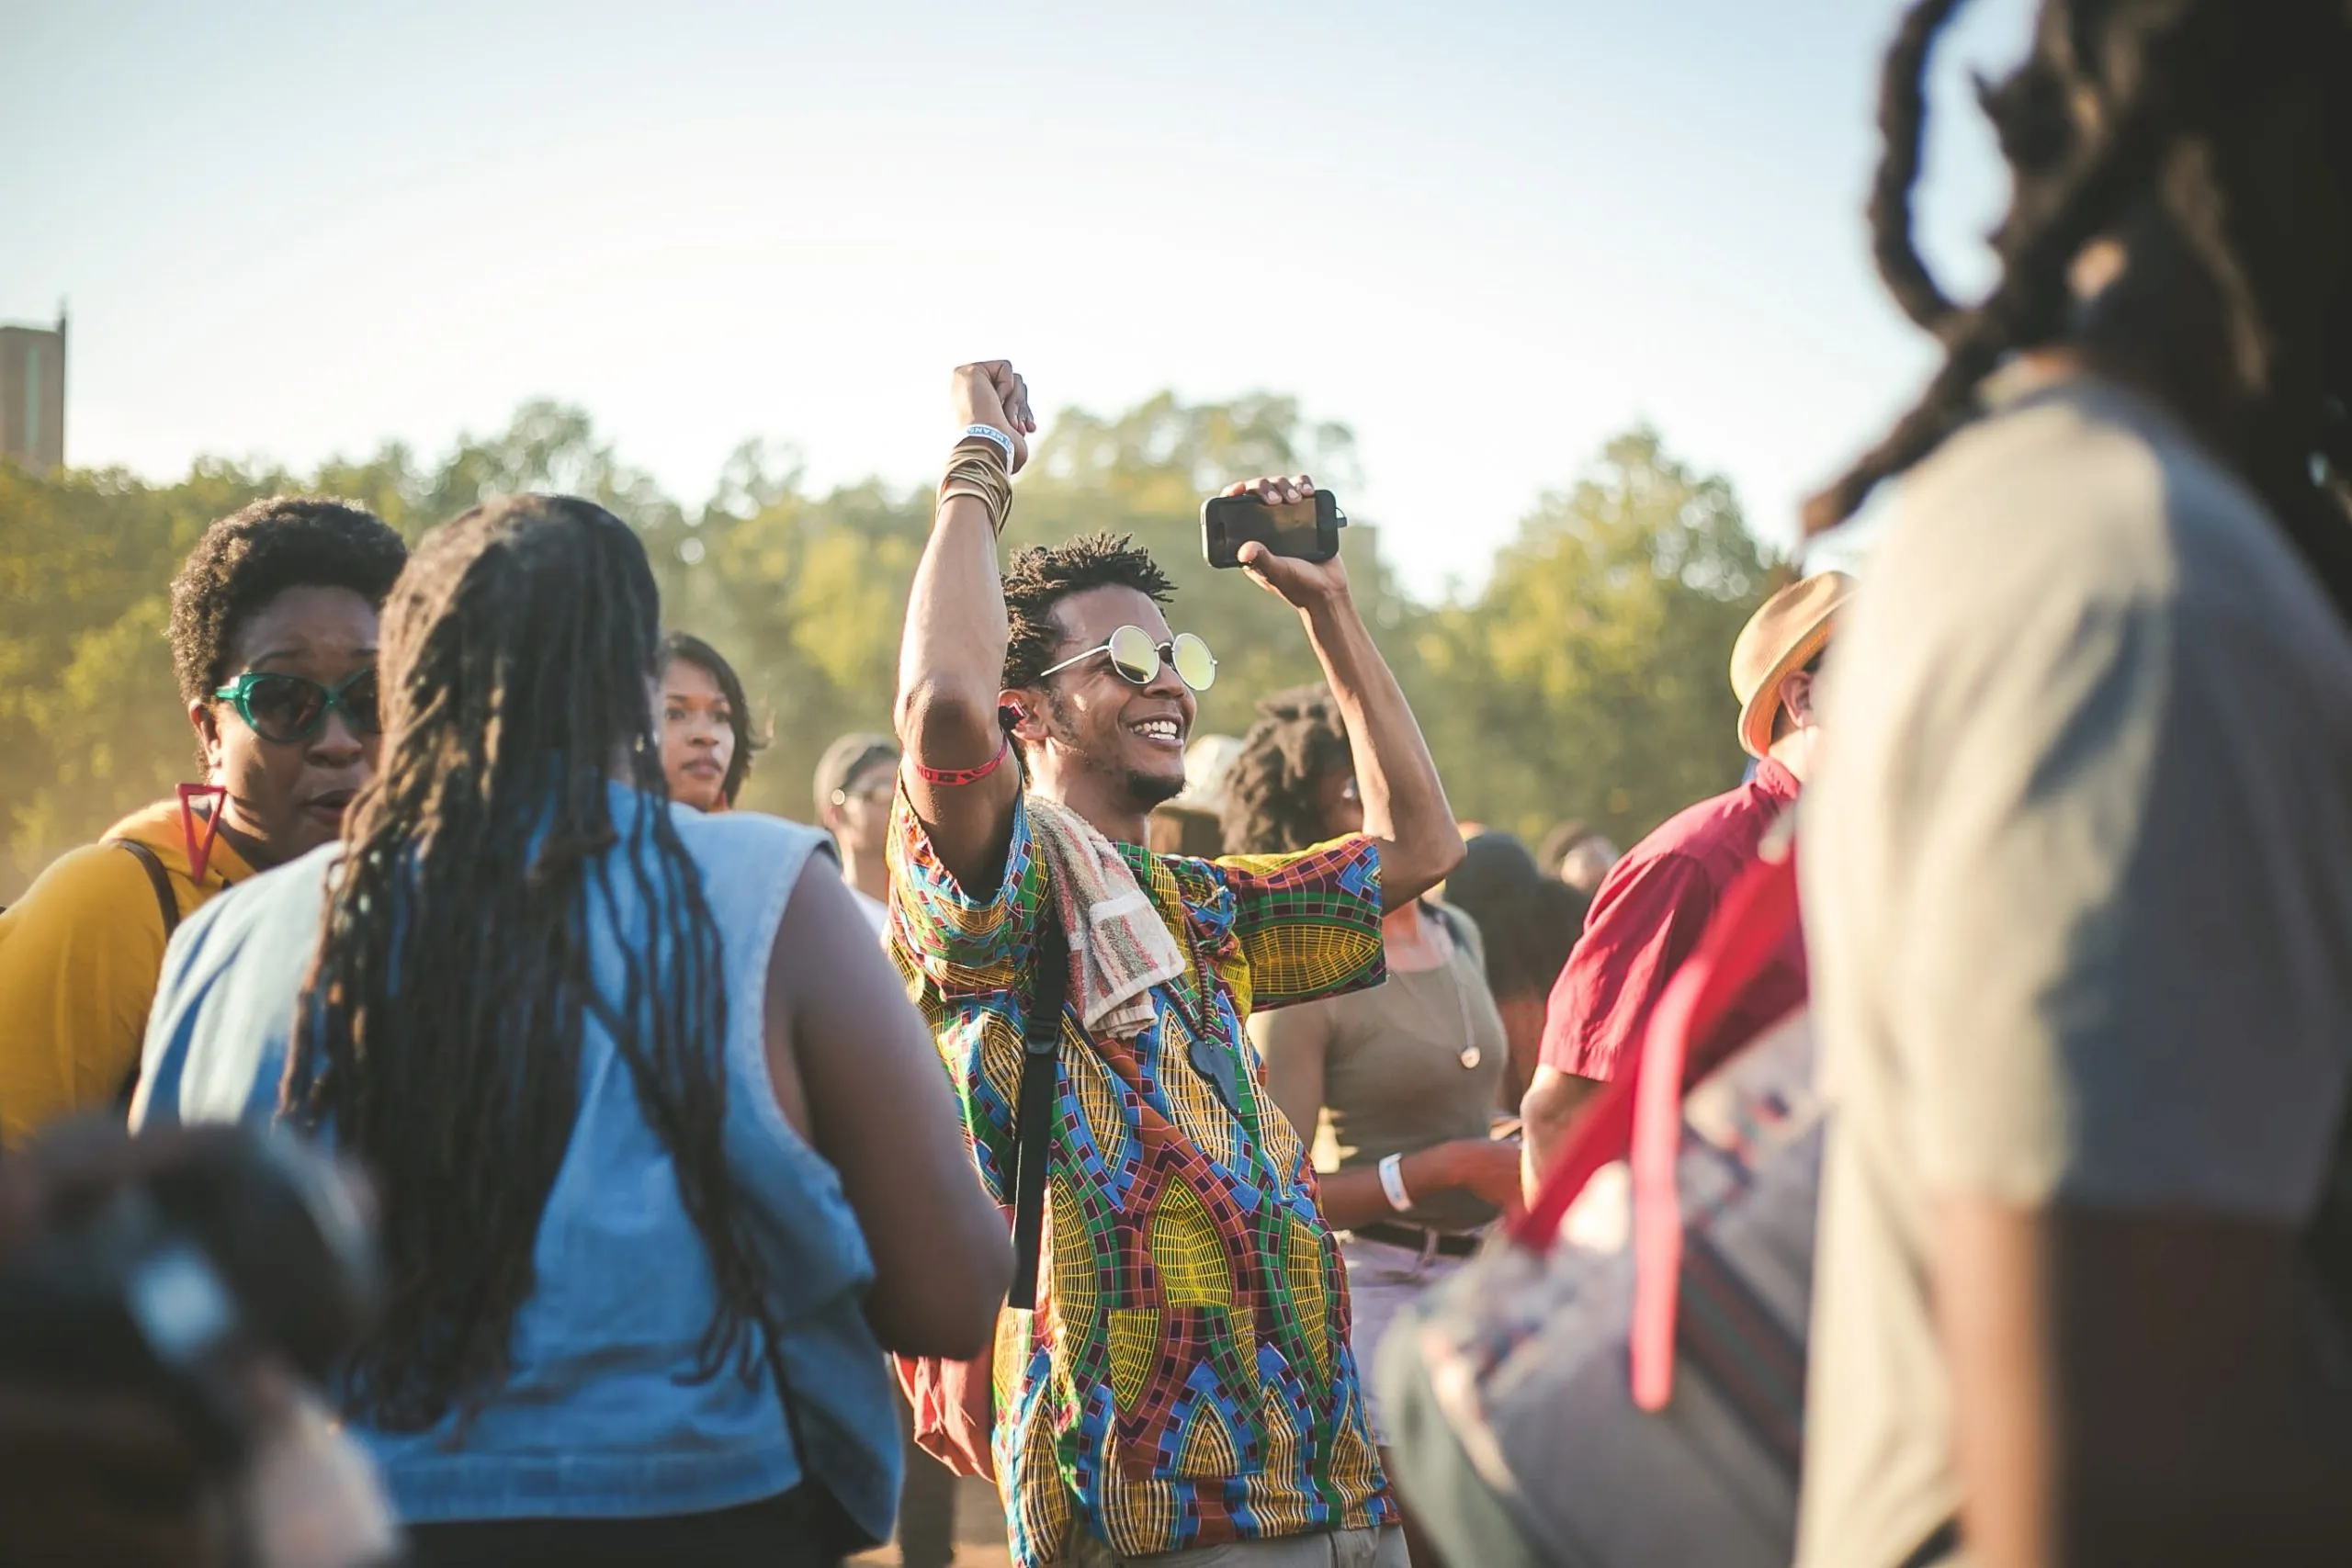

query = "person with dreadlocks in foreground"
[[888, 362, 1461, 1567], [1797, 4, 2352, 1566], [130, 494, 1012, 1567]]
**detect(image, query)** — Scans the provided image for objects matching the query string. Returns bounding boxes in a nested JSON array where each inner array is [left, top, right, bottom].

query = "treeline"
[[0, 393, 1777, 901]]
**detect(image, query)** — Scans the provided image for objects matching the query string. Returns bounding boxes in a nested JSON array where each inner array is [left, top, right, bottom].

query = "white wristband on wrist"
[[1377, 1153, 1413, 1213], [961, 423, 1014, 465]]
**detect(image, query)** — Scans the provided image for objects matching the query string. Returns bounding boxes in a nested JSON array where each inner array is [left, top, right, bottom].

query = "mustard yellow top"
[[0, 797, 253, 1147]]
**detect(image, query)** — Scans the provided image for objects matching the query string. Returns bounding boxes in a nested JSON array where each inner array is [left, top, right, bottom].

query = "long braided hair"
[[288, 494, 774, 1429], [1811, 0, 2352, 618]]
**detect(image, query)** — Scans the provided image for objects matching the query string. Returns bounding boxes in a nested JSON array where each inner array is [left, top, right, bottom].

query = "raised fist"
[[950, 362, 1035, 473]]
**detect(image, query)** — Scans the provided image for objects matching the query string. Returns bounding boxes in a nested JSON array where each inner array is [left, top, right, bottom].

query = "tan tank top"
[[1255, 905, 1509, 1233]]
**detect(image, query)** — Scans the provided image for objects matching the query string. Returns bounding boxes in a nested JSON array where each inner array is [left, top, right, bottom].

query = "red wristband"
[[910, 734, 1011, 788]]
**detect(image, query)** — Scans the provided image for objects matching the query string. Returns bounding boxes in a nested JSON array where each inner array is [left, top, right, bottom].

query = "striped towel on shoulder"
[[1025, 795, 1185, 1040]]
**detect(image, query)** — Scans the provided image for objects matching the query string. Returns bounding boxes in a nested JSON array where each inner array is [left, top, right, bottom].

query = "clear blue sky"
[[2, 0, 2036, 595]]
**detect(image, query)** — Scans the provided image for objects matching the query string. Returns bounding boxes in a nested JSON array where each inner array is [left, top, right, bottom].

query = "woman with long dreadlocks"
[[130, 495, 1011, 1566], [1799, 4, 2352, 1564]]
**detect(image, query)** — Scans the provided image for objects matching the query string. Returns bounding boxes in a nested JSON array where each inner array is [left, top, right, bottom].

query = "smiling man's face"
[[1023, 584, 1196, 812]]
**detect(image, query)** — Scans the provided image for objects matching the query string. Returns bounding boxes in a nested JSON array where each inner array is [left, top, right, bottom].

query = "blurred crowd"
[[7, 4, 2352, 1568]]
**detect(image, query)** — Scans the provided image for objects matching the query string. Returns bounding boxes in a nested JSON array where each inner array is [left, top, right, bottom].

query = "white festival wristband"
[[1377, 1153, 1413, 1213], [961, 423, 1015, 466]]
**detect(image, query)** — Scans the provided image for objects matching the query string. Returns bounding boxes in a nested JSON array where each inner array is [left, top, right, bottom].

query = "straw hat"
[[1731, 571, 1856, 760]]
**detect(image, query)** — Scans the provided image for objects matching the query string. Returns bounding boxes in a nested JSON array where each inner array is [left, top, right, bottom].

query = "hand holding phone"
[[1204, 476, 1354, 613], [1202, 477, 1346, 569]]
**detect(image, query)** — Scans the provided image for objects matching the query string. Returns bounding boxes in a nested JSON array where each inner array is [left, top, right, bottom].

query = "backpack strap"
[[1506, 850, 1803, 1254], [1627, 848, 1802, 1411], [1007, 911, 1069, 1312], [113, 840, 182, 939], [107, 840, 185, 1111]]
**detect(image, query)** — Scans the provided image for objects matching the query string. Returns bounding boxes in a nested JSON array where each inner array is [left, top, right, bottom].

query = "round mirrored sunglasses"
[[1037, 625, 1217, 693]]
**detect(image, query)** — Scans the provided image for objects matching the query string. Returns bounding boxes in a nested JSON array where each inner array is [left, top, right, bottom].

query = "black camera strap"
[[1007, 912, 1069, 1312], [114, 839, 184, 940], [110, 839, 187, 1110]]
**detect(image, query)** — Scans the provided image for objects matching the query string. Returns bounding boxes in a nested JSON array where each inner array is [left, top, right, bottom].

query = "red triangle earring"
[[177, 783, 228, 885]]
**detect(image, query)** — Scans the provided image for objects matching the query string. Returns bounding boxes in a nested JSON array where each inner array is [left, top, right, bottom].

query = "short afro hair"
[[1001, 533, 1176, 691], [1221, 684, 1354, 856], [168, 497, 409, 705]]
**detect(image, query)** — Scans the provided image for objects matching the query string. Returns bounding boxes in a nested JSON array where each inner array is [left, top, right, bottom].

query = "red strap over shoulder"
[[1629, 849, 1801, 1409], [1504, 846, 1804, 1409], [1509, 1048, 1641, 1248], [1508, 849, 1802, 1248]]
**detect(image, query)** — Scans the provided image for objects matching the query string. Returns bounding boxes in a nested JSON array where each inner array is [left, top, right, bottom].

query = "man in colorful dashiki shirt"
[[888, 364, 1465, 1568]]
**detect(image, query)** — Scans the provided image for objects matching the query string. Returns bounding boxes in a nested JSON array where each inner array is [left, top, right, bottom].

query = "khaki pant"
[[1065, 1526, 1408, 1568]]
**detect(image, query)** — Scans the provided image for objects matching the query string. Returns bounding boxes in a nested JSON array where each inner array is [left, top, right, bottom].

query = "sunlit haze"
[[5, 0, 2036, 594]]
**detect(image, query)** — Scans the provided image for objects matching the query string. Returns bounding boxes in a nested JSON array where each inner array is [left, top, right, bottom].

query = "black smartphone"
[[1202, 490, 1347, 569]]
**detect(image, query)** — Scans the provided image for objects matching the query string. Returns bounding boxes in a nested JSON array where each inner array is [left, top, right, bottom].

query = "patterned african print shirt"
[[888, 791, 1397, 1567]]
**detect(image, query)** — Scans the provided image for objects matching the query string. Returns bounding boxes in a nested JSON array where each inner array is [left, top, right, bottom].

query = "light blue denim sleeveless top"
[[136, 785, 901, 1538]]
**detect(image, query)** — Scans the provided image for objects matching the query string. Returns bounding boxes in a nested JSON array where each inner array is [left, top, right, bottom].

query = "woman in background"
[[658, 632, 762, 813], [1225, 685, 1517, 1567]]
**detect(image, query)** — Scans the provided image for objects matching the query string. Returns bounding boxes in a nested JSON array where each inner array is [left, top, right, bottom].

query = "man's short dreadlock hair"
[[168, 496, 409, 705], [1001, 533, 1177, 690], [1221, 684, 1353, 856]]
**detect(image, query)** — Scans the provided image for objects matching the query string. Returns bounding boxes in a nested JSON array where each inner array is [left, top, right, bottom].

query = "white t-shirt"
[[1796, 376, 2352, 1568]]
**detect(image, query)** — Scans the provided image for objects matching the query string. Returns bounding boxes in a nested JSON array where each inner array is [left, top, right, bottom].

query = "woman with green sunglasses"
[[211, 666, 383, 748], [0, 497, 406, 1150]]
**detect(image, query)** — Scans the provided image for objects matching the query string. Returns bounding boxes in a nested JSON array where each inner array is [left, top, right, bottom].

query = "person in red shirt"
[[1517, 570, 1852, 1200]]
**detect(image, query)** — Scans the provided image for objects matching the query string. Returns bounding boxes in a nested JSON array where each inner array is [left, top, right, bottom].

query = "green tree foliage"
[[0, 400, 1777, 902], [0, 460, 288, 893], [1413, 427, 1775, 846]]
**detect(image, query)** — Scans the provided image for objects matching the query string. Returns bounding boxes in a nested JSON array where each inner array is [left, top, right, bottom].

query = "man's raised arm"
[[893, 362, 1034, 893], [1222, 475, 1464, 909]]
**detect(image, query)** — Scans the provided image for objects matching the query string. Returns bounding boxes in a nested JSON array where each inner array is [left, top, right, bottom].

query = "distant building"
[[0, 311, 66, 472]]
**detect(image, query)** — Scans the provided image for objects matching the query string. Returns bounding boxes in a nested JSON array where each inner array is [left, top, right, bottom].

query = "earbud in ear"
[[999, 703, 1025, 732]]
